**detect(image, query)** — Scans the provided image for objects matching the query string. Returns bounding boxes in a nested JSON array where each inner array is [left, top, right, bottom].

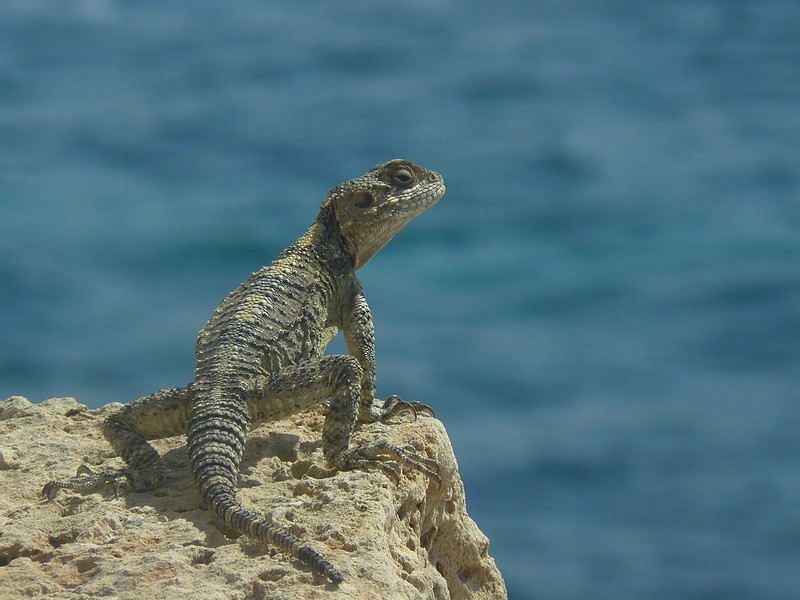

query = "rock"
[[0, 445, 18, 470], [0, 396, 507, 599], [0, 395, 36, 420]]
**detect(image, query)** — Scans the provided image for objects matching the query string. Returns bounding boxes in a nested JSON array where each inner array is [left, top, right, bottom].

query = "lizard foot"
[[369, 395, 436, 422], [337, 439, 441, 486], [42, 463, 164, 500], [42, 465, 132, 500]]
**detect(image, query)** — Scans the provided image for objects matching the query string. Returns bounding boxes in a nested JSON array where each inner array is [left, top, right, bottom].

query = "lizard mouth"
[[412, 178, 445, 212]]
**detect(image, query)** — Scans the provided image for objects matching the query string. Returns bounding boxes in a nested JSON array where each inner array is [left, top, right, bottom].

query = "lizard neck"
[[297, 204, 355, 275]]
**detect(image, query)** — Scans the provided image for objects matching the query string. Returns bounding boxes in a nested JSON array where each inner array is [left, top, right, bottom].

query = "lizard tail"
[[187, 393, 343, 583], [207, 490, 343, 584]]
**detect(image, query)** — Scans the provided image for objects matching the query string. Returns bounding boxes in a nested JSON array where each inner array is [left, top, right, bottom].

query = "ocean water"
[[2, 1, 799, 598]]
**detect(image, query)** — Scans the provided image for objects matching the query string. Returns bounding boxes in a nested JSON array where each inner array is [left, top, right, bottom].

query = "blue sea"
[[2, 1, 799, 598]]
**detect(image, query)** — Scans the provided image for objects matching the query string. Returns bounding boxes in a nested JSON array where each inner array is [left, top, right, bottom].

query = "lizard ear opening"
[[354, 191, 375, 209]]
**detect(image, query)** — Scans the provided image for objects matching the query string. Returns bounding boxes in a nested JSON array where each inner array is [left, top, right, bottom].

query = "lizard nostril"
[[427, 172, 440, 182]]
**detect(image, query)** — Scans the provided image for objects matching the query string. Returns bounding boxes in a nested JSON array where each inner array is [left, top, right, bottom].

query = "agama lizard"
[[43, 159, 446, 583]]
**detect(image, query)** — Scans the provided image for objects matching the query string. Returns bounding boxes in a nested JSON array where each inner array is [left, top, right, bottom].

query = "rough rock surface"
[[0, 396, 507, 600]]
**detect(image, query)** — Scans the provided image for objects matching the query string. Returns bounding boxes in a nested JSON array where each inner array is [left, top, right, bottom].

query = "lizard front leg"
[[341, 278, 436, 423], [43, 385, 193, 498]]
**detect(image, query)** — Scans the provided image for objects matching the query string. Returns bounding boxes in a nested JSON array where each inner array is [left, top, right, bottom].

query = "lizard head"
[[324, 159, 446, 270]]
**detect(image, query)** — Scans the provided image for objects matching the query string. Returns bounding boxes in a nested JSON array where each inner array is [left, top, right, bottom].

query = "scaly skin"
[[43, 159, 446, 583]]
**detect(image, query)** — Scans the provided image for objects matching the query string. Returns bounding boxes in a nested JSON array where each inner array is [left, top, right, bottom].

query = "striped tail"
[[187, 392, 343, 583]]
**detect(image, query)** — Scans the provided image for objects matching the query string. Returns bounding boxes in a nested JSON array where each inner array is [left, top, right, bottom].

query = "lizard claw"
[[408, 401, 435, 419], [380, 395, 417, 421], [372, 395, 435, 423], [76, 463, 99, 477]]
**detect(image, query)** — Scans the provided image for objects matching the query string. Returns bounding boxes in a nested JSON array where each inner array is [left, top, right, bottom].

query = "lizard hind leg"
[[315, 363, 442, 485], [247, 355, 440, 485], [41, 418, 165, 500], [42, 386, 192, 499]]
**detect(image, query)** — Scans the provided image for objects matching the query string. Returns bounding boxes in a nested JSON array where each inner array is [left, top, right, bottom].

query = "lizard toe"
[[408, 401, 436, 419], [371, 395, 418, 423], [336, 440, 440, 485]]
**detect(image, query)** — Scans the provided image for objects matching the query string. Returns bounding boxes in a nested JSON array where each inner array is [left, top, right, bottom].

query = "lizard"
[[42, 159, 446, 584]]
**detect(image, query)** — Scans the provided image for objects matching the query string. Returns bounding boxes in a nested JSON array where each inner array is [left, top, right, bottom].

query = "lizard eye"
[[392, 168, 414, 186], [354, 191, 374, 209]]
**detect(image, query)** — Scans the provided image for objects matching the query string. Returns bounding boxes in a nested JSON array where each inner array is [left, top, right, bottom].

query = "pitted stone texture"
[[0, 396, 507, 599]]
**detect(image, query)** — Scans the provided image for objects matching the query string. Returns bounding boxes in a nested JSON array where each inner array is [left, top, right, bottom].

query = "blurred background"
[[2, 1, 799, 598]]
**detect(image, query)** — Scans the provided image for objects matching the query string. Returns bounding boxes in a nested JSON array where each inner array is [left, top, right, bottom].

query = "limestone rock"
[[0, 396, 507, 599]]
